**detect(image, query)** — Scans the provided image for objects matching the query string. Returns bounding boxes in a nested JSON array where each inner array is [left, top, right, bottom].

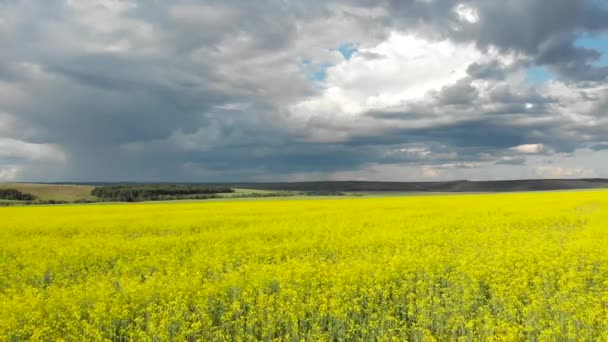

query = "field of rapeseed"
[[1, 191, 607, 341]]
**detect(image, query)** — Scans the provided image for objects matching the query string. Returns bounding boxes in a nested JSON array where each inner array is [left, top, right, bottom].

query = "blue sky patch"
[[336, 43, 358, 60], [527, 66, 552, 85], [576, 34, 608, 66], [308, 63, 334, 82], [300, 58, 312, 65]]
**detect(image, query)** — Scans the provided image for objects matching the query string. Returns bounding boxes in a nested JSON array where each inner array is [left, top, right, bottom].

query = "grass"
[[1, 190, 607, 340], [215, 188, 301, 198], [0, 184, 297, 204], [2, 183, 605, 207], [0, 183, 96, 202]]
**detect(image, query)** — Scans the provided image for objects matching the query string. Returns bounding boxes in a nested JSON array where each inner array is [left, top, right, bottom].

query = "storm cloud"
[[0, 0, 607, 181]]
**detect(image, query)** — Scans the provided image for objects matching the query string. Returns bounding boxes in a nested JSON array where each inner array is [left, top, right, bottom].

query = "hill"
[[213, 179, 608, 192], [52, 179, 608, 193], [3, 179, 608, 205], [0, 183, 96, 202]]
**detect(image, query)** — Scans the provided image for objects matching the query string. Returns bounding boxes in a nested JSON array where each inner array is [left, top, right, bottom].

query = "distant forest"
[[0, 189, 36, 201], [3, 179, 607, 207], [91, 185, 234, 202], [212, 179, 608, 192]]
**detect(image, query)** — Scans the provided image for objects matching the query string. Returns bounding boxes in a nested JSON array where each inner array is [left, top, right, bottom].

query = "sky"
[[1, 0, 608, 182]]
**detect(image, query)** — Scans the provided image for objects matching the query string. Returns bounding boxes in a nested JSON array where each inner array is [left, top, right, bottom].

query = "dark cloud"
[[384, 0, 608, 81], [0, 0, 608, 181], [432, 78, 479, 105], [590, 142, 608, 151], [466, 61, 507, 80], [355, 51, 387, 61], [495, 157, 527, 166]]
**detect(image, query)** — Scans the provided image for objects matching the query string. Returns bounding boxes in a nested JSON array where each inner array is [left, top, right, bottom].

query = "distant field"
[[215, 188, 296, 197], [0, 183, 96, 202], [3, 182, 608, 206], [0, 184, 295, 204], [216, 179, 608, 192], [1, 191, 607, 340]]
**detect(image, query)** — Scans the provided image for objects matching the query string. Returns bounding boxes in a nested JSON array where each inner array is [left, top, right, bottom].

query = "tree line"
[[0, 189, 36, 201], [91, 185, 235, 202]]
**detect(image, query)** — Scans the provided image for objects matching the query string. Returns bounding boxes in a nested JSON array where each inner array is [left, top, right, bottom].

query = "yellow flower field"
[[1, 191, 607, 341]]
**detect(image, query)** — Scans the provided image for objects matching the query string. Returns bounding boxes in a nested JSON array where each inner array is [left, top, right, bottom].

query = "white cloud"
[[422, 166, 440, 178], [170, 4, 238, 29], [0, 165, 20, 181], [285, 32, 524, 144], [541, 81, 608, 125], [290, 33, 487, 119], [61, 0, 157, 54], [454, 4, 480, 24], [437, 162, 482, 169], [398, 147, 431, 156], [510, 143, 546, 154], [1, 1, 608, 181], [65, 0, 136, 13], [0, 138, 67, 162], [0, 112, 17, 136], [535, 166, 596, 179]]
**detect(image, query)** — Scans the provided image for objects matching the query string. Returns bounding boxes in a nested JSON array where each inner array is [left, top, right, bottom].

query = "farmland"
[[0, 183, 300, 205], [0, 183, 96, 203], [1, 191, 607, 340]]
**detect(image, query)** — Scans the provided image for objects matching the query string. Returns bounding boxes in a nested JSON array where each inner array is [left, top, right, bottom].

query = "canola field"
[[1, 191, 608, 341]]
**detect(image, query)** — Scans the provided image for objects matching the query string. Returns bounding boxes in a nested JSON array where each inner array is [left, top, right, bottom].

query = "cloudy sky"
[[1, 0, 608, 182]]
